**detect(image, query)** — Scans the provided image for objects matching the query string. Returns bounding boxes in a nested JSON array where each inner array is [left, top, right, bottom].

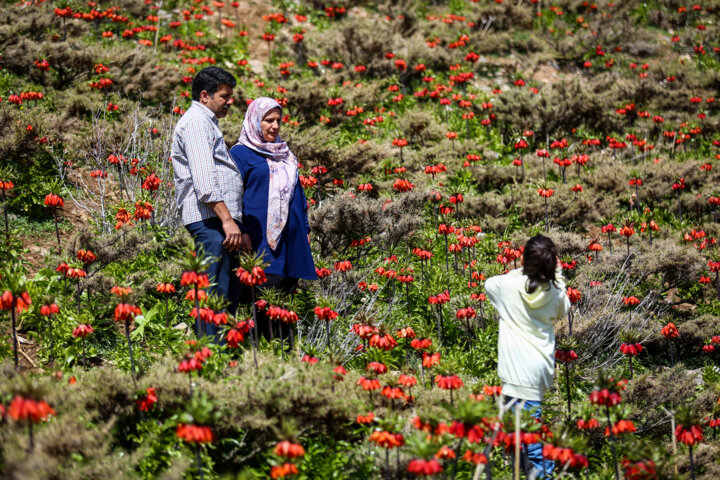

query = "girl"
[[485, 235, 570, 478]]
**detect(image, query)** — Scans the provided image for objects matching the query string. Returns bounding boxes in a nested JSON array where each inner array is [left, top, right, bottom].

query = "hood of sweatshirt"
[[510, 269, 555, 309]]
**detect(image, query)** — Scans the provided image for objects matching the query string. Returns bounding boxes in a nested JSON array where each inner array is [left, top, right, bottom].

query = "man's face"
[[200, 83, 234, 119]]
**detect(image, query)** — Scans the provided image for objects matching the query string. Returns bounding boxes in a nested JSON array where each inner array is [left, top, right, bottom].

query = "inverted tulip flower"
[[0, 268, 31, 368], [236, 251, 269, 370], [8, 395, 56, 453], [661, 322, 679, 366], [44, 191, 64, 250]]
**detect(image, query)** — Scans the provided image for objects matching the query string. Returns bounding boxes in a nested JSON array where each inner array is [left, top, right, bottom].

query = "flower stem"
[[11, 306, 18, 368], [564, 363, 572, 417], [125, 320, 137, 384], [605, 405, 620, 480], [250, 286, 259, 370], [196, 444, 205, 480], [689, 444, 695, 480]]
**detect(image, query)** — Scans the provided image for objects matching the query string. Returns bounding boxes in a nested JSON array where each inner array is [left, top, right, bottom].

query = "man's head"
[[192, 67, 237, 119]]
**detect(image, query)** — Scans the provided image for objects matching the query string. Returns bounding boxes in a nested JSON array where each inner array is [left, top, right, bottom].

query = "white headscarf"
[[236, 98, 298, 251]]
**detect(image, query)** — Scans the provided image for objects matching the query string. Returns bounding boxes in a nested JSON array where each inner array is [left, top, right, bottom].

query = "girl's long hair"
[[523, 235, 559, 294]]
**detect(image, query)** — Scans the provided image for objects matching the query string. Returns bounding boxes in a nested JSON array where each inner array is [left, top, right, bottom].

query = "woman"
[[485, 235, 570, 478], [229, 97, 316, 340]]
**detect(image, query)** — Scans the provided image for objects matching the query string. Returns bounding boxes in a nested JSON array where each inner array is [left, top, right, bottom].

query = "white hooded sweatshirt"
[[485, 267, 570, 401]]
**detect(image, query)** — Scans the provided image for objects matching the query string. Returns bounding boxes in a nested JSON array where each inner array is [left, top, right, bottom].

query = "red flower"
[[356, 412, 375, 424], [369, 333, 397, 350], [422, 352, 441, 368], [675, 424, 703, 446], [44, 193, 64, 208], [367, 362, 388, 374], [566, 287, 582, 304], [407, 458, 443, 475], [72, 324, 94, 338], [156, 282, 176, 294], [435, 374, 463, 390], [8, 396, 56, 423], [40, 303, 59, 316], [270, 463, 299, 478], [369, 430, 404, 448], [236, 266, 267, 286], [661, 322, 679, 339], [620, 343, 643, 356], [180, 271, 210, 288], [114, 303, 141, 323], [555, 349, 578, 364], [176, 424, 213, 443], [274, 440, 305, 458], [589, 388, 622, 406], [136, 387, 157, 412]]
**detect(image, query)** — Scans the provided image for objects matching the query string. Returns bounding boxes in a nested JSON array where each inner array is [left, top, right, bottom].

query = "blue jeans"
[[504, 396, 554, 479], [185, 218, 242, 343]]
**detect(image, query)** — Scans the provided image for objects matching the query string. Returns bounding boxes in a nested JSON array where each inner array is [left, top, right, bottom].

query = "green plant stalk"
[[196, 444, 205, 480], [125, 319, 137, 384], [689, 444, 695, 480], [250, 286, 259, 370], [28, 421, 34, 454], [628, 355, 633, 379], [164, 295, 170, 328], [626, 235, 631, 258], [53, 207, 60, 251], [605, 404, 620, 480], [1, 188, 8, 242], [48, 315, 54, 362], [11, 306, 18, 368], [385, 447, 390, 480], [326, 320, 331, 353], [436, 305, 444, 346], [669, 339, 675, 367], [607, 231, 613, 253], [544, 196, 549, 232], [564, 363, 572, 418]]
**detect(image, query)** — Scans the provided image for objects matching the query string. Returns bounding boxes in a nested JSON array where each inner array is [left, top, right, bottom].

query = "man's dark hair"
[[523, 235, 559, 294], [192, 67, 237, 101]]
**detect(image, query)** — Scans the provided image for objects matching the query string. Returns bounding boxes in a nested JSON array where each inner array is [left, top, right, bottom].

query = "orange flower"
[[369, 430, 404, 448], [176, 424, 214, 444], [274, 440, 305, 458], [270, 463, 298, 478], [8, 396, 56, 423]]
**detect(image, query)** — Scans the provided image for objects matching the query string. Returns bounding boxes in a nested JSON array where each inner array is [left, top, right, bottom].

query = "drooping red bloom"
[[314, 306, 338, 321], [407, 458, 443, 476], [555, 349, 578, 364], [462, 450, 488, 464], [589, 388, 622, 406], [566, 287, 582, 304], [76, 249, 97, 264], [40, 303, 59, 316], [620, 343, 643, 356], [156, 282, 176, 294], [274, 440, 305, 458], [8, 396, 56, 423], [369, 430, 404, 448], [366, 362, 388, 374], [44, 193, 64, 208], [661, 323, 679, 338], [675, 424, 703, 445], [72, 324, 94, 338], [435, 374, 464, 390], [423, 352, 441, 368], [356, 412, 375, 424], [114, 303, 141, 323], [369, 333, 397, 350], [136, 387, 157, 412], [180, 271, 210, 288], [176, 424, 213, 443], [236, 266, 267, 286], [270, 463, 299, 478], [398, 374, 417, 388], [357, 376, 381, 391], [576, 418, 600, 430]]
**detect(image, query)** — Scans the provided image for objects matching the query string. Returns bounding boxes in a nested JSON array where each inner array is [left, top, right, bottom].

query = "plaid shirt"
[[171, 101, 244, 226]]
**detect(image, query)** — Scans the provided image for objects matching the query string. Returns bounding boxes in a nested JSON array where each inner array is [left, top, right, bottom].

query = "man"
[[171, 66, 250, 341]]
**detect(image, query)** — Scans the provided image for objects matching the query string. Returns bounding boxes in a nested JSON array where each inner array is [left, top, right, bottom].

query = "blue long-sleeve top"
[[229, 144, 317, 280]]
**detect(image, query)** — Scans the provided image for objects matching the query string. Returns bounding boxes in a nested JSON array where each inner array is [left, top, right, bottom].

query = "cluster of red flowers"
[[136, 387, 157, 412], [190, 306, 228, 326], [7, 396, 56, 423], [114, 303, 141, 323], [180, 271, 210, 289], [72, 324, 94, 338], [178, 346, 213, 372], [313, 306, 338, 321], [620, 342, 643, 356], [176, 424, 213, 443], [428, 290, 450, 305], [555, 349, 578, 364], [407, 458, 442, 475], [542, 444, 588, 469]]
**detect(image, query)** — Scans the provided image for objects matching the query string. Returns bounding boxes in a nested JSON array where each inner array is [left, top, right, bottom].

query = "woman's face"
[[260, 108, 281, 142]]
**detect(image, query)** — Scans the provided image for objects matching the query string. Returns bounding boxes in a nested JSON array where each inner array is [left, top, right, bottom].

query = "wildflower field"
[[1, 0, 720, 478]]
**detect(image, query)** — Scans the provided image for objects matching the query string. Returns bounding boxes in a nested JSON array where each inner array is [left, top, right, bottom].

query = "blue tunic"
[[229, 144, 317, 280]]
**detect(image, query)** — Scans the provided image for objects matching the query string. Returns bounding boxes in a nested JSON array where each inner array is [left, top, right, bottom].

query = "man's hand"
[[241, 233, 252, 253], [222, 219, 242, 251], [307, 233, 311, 246]]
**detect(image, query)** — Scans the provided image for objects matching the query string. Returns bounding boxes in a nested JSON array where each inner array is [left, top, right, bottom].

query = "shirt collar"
[[191, 100, 218, 125]]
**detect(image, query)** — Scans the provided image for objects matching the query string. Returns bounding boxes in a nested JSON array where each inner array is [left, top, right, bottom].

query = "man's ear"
[[199, 90, 210, 103]]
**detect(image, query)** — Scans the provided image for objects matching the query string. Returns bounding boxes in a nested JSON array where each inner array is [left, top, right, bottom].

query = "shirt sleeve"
[[183, 120, 224, 204], [555, 268, 571, 317]]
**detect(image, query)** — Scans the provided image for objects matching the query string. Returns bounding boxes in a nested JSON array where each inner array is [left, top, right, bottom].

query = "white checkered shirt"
[[171, 101, 244, 226]]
